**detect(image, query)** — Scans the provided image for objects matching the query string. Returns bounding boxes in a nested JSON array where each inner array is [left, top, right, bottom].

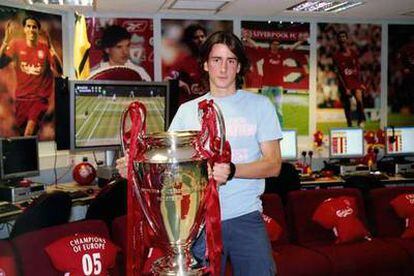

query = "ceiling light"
[[167, 0, 234, 12], [287, 1, 364, 13], [25, 0, 93, 6]]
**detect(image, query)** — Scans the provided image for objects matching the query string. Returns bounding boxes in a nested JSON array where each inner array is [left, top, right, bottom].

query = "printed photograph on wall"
[[241, 21, 310, 135], [0, 5, 63, 140], [388, 24, 414, 126], [86, 17, 153, 81], [161, 19, 233, 105], [317, 23, 382, 133]]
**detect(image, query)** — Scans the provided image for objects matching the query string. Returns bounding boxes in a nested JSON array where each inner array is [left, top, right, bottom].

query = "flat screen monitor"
[[385, 126, 414, 156], [0, 136, 39, 181], [329, 128, 364, 159], [70, 80, 170, 151], [281, 130, 297, 160]]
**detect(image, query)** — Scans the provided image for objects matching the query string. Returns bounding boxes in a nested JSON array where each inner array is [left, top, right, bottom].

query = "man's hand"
[[2, 21, 13, 45], [209, 163, 231, 186], [116, 155, 128, 179]]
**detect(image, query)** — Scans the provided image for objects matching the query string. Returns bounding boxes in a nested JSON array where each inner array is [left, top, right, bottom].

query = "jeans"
[[192, 211, 276, 276]]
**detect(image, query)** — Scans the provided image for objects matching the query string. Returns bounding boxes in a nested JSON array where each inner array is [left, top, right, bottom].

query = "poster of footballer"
[[0, 5, 63, 140], [316, 23, 382, 133], [86, 17, 154, 81], [161, 19, 233, 105], [241, 21, 310, 135], [388, 24, 414, 126]]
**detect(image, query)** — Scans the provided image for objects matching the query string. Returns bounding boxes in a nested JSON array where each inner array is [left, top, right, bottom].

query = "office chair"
[[265, 162, 301, 204], [9, 191, 72, 239], [85, 177, 127, 228]]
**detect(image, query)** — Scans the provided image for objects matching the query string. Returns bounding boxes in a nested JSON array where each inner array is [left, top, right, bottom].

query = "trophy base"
[[152, 256, 205, 276]]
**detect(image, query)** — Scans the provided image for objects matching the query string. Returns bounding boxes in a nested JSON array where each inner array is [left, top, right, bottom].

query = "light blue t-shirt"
[[169, 90, 282, 220]]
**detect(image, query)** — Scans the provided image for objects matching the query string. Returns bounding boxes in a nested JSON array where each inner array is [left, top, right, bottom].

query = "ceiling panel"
[[5, 0, 414, 20]]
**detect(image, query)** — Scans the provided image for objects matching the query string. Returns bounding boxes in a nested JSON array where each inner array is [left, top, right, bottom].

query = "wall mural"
[[388, 24, 414, 126], [316, 23, 382, 133], [0, 5, 63, 140], [241, 21, 310, 135]]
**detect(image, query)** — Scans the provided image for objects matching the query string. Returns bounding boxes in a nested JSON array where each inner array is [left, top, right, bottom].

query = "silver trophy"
[[121, 101, 225, 275]]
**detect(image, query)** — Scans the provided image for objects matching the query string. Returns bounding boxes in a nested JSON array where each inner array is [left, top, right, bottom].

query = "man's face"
[[270, 40, 280, 53], [24, 19, 39, 42], [105, 39, 130, 65], [192, 29, 206, 49], [203, 43, 240, 94], [338, 33, 348, 45]]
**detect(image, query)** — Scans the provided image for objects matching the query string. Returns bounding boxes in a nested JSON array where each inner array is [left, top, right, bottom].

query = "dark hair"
[[182, 24, 207, 56], [22, 16, 41, 29], [336, 30, 348, 41], [199, 31, 250, 89], [100, 25, 131, 61]]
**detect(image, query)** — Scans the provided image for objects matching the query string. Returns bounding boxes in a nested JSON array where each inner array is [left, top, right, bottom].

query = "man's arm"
[[235, 139, 282, 179], [0, 21, 13, 68], [44, 31, 63, 76]]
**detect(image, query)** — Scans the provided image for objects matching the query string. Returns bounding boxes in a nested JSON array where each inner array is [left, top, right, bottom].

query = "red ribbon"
[[125, 101, 147, 276], [196, 99, 231, 276]]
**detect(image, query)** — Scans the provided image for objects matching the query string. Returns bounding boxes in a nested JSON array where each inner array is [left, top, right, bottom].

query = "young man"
[[333, 30, 366, 127], [169, 31, 282, 275], [116, 31, 282, 275], [89, 25, 151, 81], [0, 16, 62, 136]]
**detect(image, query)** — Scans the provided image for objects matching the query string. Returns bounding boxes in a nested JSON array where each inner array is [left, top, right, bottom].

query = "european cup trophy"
[[121, 100, 227, 275]]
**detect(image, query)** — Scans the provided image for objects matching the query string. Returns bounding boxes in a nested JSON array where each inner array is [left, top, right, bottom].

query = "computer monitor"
[[70, 80, 171, 151], [329, 128, 364, 159], [281, 130, 297, 160], [0, 136, 39, 182], [385, 126, 414, 157]]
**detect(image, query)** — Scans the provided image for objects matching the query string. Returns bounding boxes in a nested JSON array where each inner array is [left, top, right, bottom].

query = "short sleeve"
[[168, 101, 201, 132], [257, 96, 283, 143], [168, 105, 186, 131]]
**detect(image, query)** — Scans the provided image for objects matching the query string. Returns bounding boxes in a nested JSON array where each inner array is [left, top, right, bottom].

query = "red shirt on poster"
[[5, 39, 54, 100], [164, 52, 204, 104], [333, 50, 363, 90], [252, 47, 288, 87]]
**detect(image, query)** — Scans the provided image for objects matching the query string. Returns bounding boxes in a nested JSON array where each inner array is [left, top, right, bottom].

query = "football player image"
[[89, 24, 151, 81], [333, 30, 366, 127], [0, 15, 62, 136], [164, 23, 208, 104], [242, 31, 306, 126]]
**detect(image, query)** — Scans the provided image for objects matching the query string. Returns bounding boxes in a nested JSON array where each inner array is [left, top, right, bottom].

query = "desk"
[[0, 182, 99, 239], [300, 175, 414, 189]]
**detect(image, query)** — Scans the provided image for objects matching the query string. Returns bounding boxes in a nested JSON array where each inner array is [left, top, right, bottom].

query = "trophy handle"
[[119, 101, 158, 235], [197, 100, 227, 157], [212, 102, 226, 155], [120, 101, 147, 157]]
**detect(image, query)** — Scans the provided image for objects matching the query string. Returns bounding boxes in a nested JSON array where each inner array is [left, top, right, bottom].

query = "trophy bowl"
[[121, 100, 225, 275], [136, 131, 208, 275]]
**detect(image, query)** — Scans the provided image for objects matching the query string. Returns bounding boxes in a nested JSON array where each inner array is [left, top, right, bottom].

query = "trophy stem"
[[151, 246, 204, 276]]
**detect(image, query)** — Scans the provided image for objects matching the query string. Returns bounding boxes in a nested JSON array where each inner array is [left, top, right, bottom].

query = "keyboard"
[[342, 172, 389, 181], [68, 190, 90, 199], [0, 201, 22, 217], [400, 172, 414, 179], [300, 175, 316, 182]]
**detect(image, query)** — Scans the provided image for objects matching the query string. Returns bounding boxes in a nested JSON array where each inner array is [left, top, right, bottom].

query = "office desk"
[[0, 182, 99, 238], [300, 175, 414, 189]]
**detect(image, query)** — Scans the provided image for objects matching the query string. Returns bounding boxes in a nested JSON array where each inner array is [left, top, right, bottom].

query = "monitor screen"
[[385, 126, 414, 156], [0, 136, 39, 181], [70, 80, 170, 150], [281, 130, 297, 160], [329, 128, 364, 159]]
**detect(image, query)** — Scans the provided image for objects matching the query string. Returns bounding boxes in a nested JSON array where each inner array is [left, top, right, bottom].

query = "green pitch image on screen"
[[75, 96, 165, 148]]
